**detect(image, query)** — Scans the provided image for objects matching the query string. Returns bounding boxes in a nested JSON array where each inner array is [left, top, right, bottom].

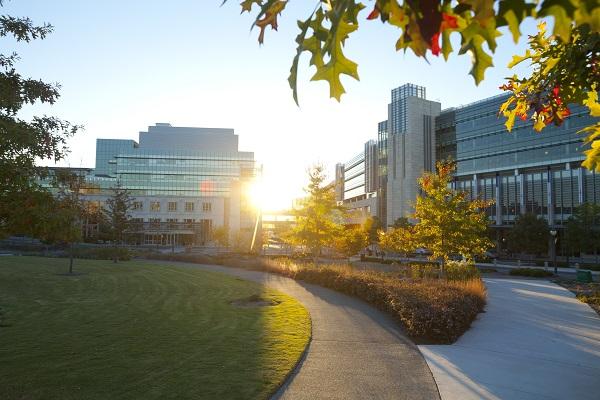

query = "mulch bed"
[[555, 279, 600, 316]]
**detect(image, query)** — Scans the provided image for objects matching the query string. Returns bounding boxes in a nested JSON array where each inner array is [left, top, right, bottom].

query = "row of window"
[[132, 201, 212, 212]]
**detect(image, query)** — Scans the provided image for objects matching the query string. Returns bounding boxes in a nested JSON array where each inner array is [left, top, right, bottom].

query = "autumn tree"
[[500, 23, 600, 171], [104, 184, 134, 263], [564, 203, 600, 264], [364, 216, 382, 245], [227, 0, 599, 169], [393, 217, 412, 229], [412, 161, 492, 270], [379, 224, 416, 257], [286, 165, 344, 258], [0, 3, 79, 238], [507, 213, 550, 257], [334, 226, 368, 257]]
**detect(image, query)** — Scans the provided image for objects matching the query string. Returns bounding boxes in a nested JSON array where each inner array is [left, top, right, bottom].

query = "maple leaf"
[[289, 14, 316, 105], [254, 0, 287, 44], [538, 0, 577, 40], [240, 0, 261, 13], [496, 0, 536, 43], [459, 34, 494, 84], [311, 17, 360, 101]]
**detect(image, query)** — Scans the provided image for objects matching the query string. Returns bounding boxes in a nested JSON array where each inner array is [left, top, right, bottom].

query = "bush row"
[[509, 268, 554, 277], [148, 254, 486, 344]]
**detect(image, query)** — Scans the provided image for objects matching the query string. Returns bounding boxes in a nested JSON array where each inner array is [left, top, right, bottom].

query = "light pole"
[[550, 229, 558, 274]]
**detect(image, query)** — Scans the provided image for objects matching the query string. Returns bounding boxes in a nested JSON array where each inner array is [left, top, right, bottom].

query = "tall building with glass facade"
[[336, 84, 600, 243], [336, 84, 440, 227], [47, 123, 258, 246], [335, 140, 379, 223], [436, 94, 600, 243]]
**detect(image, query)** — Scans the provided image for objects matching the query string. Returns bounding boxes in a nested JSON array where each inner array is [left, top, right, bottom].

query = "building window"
[[185, 202, 194, 212], [150, 201, 160, 212], [167, 218, 178, 228], [202, 202, 212, 212], [132, 201, 143, 210], [168, 202, 177, 212], [149, 218, 161, 228], [184, 218, 195, 228]]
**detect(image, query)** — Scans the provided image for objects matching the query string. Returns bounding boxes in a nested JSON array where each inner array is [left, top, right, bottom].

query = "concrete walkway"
[[420, 278, 600, 400], [161, 261, 440, 400]]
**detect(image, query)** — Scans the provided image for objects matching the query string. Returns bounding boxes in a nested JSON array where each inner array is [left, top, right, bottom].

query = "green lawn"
[[0, 256, 311, 400]]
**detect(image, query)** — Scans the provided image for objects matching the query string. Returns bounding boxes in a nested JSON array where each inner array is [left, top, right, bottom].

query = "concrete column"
[[519, 171, 526, 215], [495, 174, 502, 226], [578, 167, 585, 204], [473, 174, 478, 200], [547, 167, 554, 226]]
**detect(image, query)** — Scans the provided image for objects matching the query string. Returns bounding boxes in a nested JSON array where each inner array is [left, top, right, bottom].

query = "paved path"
[[420, 278, 600, 400], [158, 261, 440, 400]]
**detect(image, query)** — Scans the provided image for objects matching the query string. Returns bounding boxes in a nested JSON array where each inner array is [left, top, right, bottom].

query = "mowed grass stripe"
[[0, 256, 310, 400]]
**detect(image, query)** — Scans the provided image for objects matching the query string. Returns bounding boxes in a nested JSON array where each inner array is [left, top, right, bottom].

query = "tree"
[[49, 171, 86, 274], [564, 203, 600, 264], [0, 3, 79, 238], [334, 226, 368, 257], [393, 217, 412, 229], [411, 161, 492, 270], [286, 165, 344, 258], [227, 0, 597, 100], [364, 216, 382, 245], [379, 224, 416, 257], [507, 213, 549, 257], [227, 0, 599, 169], [212, 226, 230, 249], [500, 23, 600, 171], [104, 184, 134, 263]]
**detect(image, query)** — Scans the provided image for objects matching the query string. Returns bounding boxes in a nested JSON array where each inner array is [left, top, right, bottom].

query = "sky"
[[4, 0, 538, 211]]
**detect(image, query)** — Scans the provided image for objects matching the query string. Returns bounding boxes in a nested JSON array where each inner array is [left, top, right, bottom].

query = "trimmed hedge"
[[149, 254, 486, 344], [509, 268, 554, 277]]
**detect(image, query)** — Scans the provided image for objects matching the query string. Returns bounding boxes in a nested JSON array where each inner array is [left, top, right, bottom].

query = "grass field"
[[0, 256, 311, 400]]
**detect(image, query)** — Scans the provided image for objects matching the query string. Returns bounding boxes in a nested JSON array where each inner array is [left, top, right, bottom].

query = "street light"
[[550, 229, 558, 274]]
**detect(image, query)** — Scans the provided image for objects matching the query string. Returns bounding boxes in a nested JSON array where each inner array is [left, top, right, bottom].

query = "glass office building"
[[436, 94, 600, 232], [335, 141, 379, 223], [47, 123, 258, 246], [336, 84, 599, 252]]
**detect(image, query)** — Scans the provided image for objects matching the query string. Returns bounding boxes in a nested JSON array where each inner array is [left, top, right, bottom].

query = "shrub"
[[509, 268, 553, 277], [445, 260, 481, 281], [70, 247, 132, 261], [147, 254, 486, 344], [409, 263, 440, 279], [577, 292, 600, 306]]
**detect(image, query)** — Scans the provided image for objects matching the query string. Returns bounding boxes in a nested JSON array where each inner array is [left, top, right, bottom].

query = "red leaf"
[[367, 7, 380, 20], [440, 13, 458, 30], [431, 32, 441, 56], [552, 85, 560, 97]]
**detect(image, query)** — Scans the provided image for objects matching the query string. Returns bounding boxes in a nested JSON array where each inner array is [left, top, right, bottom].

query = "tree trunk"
[[69, 243, 74, 274]]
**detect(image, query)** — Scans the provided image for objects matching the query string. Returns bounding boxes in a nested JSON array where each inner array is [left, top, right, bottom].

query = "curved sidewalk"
[[420, 278, 600, 400], [162, 261, 440, 400]]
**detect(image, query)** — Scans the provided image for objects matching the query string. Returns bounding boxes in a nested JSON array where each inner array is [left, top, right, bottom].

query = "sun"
[[246, 179, 294, 212]]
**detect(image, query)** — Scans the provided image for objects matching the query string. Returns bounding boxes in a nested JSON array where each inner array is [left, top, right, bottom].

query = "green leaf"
[[310, 1, 363, 101], [496, 0, 536, 43], [442, 29, 453, 60], [538, 0, 576, 39], [507, 49, 532, 67], [459, 34, 494, 85], [288, 16, 315, 106]]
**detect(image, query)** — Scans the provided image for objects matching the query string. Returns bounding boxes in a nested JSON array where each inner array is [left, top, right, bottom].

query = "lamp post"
[[550, 229, 558, 274]]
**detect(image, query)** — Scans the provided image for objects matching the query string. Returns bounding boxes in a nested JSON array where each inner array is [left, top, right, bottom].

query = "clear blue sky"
[[5, 0, 538, 210]]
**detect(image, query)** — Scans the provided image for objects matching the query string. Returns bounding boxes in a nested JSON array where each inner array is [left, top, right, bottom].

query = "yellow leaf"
[[584, 90, 600, 117], [533, 117, 546, 131]]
